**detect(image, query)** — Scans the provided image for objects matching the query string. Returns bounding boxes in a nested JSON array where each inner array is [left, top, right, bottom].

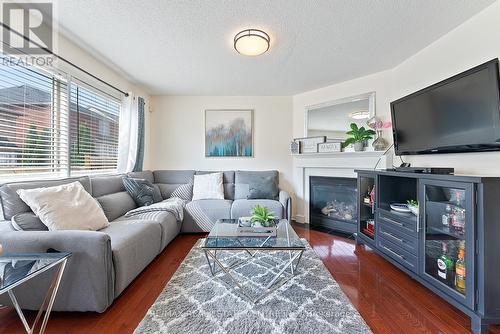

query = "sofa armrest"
[[0, 230, 114, 312], [279, 190, 292, 221]]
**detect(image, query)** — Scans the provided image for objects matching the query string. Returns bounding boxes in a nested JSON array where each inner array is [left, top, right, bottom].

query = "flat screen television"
[[391, 59, 500, 155]]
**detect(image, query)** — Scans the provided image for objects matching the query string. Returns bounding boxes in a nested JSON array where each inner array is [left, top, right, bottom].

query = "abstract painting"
[[205, 109, 253, 157]]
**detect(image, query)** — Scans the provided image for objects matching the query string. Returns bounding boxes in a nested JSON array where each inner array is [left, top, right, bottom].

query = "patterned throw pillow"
[[123, 176, 163, 207], [170, 183, 193, 201], [11, 212, 48, 231]]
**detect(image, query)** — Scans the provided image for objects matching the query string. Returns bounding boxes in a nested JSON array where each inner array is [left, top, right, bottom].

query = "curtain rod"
[[0, 23, 129, 97]]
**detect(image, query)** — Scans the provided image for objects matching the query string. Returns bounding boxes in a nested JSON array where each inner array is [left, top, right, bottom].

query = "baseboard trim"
[[293, 214, 307, 224]]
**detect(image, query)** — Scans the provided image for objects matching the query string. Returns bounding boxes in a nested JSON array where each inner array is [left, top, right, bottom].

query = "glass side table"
[[0, 252, 71, 334]]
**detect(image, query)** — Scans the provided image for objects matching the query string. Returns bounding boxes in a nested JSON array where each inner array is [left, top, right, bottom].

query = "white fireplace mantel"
[[293, 151, 392, 223]]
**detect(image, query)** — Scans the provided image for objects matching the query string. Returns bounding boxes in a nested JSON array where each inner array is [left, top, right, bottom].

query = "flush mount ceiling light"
[[349, 110, 370, 120], [234, 29, 270, 56]]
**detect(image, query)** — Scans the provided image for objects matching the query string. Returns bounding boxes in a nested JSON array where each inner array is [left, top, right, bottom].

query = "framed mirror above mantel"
[[304, 92, 376, 145]]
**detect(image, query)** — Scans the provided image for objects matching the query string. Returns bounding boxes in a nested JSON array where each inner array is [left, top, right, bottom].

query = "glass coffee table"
[[0, 252, 71, 334], [202, 219, 305, 303]]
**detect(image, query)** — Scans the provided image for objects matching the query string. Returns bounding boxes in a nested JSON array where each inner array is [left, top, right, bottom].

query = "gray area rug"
[[134, 239, 372, 334]]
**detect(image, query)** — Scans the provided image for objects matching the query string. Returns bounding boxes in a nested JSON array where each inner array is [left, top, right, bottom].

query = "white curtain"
[[117, 93, 139, 173]]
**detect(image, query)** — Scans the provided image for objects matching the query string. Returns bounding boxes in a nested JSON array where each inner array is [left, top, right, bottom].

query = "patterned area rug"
[[134, 239, 372, 334]]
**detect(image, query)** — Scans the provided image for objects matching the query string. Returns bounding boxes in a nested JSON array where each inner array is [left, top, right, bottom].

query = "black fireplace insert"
[[309, 176, 357, 235]]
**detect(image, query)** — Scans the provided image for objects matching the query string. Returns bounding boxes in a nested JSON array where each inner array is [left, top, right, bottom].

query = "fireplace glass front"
[[309, 176, 357, 235]]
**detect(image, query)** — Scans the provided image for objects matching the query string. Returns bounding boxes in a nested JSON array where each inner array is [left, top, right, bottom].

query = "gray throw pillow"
[[247, 175, 279, 200], [11, 212, 48, 231], [123, 176, 163, 207]]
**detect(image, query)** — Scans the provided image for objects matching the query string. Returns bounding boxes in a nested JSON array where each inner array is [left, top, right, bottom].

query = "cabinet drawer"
[[377, 237, 418, 273], [378, 210, 418, 237], [378, 223, 418, 255]]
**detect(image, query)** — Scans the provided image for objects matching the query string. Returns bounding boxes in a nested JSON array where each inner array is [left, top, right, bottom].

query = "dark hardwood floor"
[[1, 225, 498, 334]]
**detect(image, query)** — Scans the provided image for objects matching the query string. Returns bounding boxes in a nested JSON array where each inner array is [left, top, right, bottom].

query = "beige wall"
[[148, 96, 294, 194], [292, 1, 500, 220]]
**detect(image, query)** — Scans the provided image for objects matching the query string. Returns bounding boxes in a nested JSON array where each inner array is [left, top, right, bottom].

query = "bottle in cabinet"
[[455, 241, 466, 293], [442, 204, 452, 229], [437, 242, 455, 286]]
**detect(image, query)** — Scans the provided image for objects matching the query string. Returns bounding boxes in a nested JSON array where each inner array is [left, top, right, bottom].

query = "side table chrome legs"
[[8, 258, 68, 334]]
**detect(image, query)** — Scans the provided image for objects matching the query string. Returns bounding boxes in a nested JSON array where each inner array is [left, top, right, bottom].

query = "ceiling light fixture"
[[349, 110, 370, 120], [234, 29, 270, 56]]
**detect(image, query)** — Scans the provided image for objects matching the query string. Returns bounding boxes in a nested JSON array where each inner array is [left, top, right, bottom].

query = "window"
[[69, 83, 120, 175], [0, 55, 121, 180]]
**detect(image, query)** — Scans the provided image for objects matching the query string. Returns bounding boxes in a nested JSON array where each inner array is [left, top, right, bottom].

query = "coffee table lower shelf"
[[203, 247, 304, 304]]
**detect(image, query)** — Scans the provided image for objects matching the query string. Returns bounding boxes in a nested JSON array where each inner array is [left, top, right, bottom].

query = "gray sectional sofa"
[[0, 170, 291, 312]]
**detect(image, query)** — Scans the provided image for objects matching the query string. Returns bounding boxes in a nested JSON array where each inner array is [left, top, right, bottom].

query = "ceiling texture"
[[54, 0, 496, 95]]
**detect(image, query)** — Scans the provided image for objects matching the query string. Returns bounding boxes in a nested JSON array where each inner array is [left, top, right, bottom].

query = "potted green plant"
[[407, 200, 419, 216], [344, 123, 376, 152], [251, 205, 277, 227]]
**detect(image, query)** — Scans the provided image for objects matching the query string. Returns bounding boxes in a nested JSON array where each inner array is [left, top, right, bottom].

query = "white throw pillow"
[[17, 181, 110, 231], [192, 173, 225, 200]]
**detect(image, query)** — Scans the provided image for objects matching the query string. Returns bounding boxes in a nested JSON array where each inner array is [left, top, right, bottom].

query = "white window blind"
[[0, 55, 121, 180], [69, 82, 120, 175]]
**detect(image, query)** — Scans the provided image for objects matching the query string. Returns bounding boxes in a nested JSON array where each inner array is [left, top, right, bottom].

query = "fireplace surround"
[[292, 151, 392, 224]]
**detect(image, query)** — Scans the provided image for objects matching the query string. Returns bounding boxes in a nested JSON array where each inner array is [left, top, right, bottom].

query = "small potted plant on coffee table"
[[237, 205, 278, 237], [251, 205, 276, 227], [344, 123, 376, 152]]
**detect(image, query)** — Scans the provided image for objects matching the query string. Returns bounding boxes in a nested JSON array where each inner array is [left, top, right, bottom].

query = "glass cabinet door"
[[420, 180, 474, 308]]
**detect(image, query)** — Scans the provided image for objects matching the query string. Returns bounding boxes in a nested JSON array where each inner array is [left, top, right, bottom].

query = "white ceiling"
[[53, 0, 496, 95]]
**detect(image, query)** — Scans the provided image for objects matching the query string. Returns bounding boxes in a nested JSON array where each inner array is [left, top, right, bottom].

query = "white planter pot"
[[353, 142, 364, 152]]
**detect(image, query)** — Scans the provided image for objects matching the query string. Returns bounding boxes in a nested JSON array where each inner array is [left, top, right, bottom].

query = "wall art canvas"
[[205, 109, 253, 157]]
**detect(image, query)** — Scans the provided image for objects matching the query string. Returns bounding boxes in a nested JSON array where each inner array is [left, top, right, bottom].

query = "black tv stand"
[[392, 166, 454, 174], [355, 169, 500, 334]]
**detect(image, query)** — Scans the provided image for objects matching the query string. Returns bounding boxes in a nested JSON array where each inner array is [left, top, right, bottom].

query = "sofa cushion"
[[115, 211, 181, 250], [122, 176, 162, 206], [231, 199, 284, 219], [17, 182, 110, 231], [153, 170, 195, 184], [96, 191, 137, 221], [157, 184, 193, 201], [90, 174, 126, 197], [183, 199, 232, 233], [196, 171, 235, 200], [11, 212, 47, 231], [153, 170, 195, 199], [0, 176, 91, 220], [100, 221, 162, 297], [234, 170, 279, 200], [126, 170, 154, 184]]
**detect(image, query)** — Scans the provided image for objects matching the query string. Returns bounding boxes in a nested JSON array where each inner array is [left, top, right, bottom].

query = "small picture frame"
[[318, 142, 342, 153], [290, 141, 300, 155], [294, 136, 326, 154]]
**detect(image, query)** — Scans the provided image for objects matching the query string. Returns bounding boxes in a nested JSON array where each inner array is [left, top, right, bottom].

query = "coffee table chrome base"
[[8, 259, 68, 334], [204, 249, 304, 304]]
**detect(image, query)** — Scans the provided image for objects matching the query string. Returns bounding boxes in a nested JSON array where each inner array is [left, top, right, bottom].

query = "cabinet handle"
[[382, 231, 404, 243], [382, 217, 404, 227], [382, 246, 405, 260]]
